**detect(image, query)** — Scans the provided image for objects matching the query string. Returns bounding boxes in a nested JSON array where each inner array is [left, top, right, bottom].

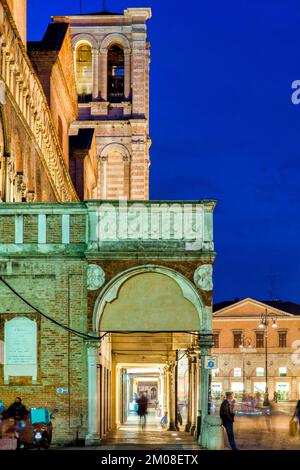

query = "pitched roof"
[[213, 297, 300, 316], [28, 23, 68, 52]]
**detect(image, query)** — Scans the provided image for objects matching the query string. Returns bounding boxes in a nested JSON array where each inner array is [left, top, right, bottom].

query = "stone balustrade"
[[0, 0, 78, 202], [0, 200, 216, 257]]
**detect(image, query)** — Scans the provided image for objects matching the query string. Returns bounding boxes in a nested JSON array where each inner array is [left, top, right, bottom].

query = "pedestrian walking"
[[293, 400, 300, 428], [176, 409, 183, 430], [220, 392, 239, 450], [136, 393, 148, 429], [289, 402, 299, 437]]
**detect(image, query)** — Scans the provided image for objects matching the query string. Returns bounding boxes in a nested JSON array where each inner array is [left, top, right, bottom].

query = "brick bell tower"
[[52, 7, 151, 200]]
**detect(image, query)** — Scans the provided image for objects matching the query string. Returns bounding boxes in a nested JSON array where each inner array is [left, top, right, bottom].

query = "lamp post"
[[258, 309, 278, 407], [239, 335, 246, 394]]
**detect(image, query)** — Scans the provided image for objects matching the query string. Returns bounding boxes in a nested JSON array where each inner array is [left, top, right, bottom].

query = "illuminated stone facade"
[[0, 1, 218, 450], [212, 298, 300, 401], [0, 201, 215, 445]]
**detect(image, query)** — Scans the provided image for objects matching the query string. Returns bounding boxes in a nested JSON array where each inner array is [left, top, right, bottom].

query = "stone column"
[[85, 340, 101, 446], [99, 50, 107, 101], [198, 333, 218, 448], [199, 348, 209, 447], [164, 370, 168, 415], [99, 156, 108, 199], [160, 370, 165, 414], [124, 49, 131, 100], [92, 48, 99, 100], [123, 155, 130, 199], [190, 356, 197, 435], [195, 354, 201, 440], [185, 356, 192, 432], [166, 361, 176, 431], [292, 378, 297, 401]]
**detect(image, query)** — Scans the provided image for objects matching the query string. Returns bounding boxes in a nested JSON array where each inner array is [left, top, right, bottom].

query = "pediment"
[[213, 298, 293, 318]]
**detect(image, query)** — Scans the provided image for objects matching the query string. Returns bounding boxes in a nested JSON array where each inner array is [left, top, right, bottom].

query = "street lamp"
[[258, 309, 278, 407]]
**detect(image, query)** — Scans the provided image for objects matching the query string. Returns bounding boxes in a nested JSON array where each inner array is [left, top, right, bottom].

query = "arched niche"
[[100, 143, 131, 199], [72, 34, 98, 51], [100, 33, 130, 54], [93, 265, 206, 333], [101, 143, 130, 159]]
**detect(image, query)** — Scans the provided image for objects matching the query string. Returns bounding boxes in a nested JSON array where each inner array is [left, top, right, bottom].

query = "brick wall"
[[0, 216, 15, 243], [46, 215, 62, 244], [0, 258, 88, 444], [70, 214, 86, 243], [23, 215, 38, 243]]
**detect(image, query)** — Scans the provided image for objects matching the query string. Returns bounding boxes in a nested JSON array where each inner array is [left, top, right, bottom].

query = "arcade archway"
[[86, 266, 211, 446]]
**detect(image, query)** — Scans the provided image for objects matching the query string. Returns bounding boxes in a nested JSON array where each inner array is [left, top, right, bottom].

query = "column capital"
[[164, 360, 175, 374], [198, 332, 214, 350], [85, 336, 101, 351]]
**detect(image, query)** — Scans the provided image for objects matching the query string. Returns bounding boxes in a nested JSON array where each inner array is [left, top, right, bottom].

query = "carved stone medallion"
[[194, 264, 213, 291], [87, 265, 105, 291]]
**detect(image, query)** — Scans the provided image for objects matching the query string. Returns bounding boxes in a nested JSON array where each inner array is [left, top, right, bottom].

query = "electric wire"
[[0, 276, 204, 343], [0, 275, 103, 341]]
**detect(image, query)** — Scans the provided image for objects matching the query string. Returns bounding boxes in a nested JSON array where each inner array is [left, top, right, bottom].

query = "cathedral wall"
[[28, 26, 78, 169], [50, 29, 78, 167], [6, 0, 27, 47], [1, 98, 57, 202]]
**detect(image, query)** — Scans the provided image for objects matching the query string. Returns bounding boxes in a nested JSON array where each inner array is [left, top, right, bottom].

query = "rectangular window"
[[231, 382, 244, 392], [254, 382, 266, 393], [256, 332, 265, 348], [279, 367, 287, 377], [233, 332, 242, 348], [212, 333, 219, 349], [256, 367, 264, 377], [278, 332, 287, 348], [234, 368, 242, 377]]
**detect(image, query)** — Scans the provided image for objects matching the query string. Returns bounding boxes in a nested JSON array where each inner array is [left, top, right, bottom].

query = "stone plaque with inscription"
[[4, 317, 37, 384]]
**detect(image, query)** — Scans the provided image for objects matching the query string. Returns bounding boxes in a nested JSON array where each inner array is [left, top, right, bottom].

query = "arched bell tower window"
[[107, 45, 124, 103], [76, 43, 93, 103]]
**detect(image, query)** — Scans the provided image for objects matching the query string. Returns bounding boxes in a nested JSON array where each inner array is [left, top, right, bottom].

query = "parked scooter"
[[30, 408, 52, 450], [33, 423, 51, 450]]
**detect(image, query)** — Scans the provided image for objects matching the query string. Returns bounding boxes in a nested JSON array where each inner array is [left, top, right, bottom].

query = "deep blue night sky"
[[27, 0, 300, 304]]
